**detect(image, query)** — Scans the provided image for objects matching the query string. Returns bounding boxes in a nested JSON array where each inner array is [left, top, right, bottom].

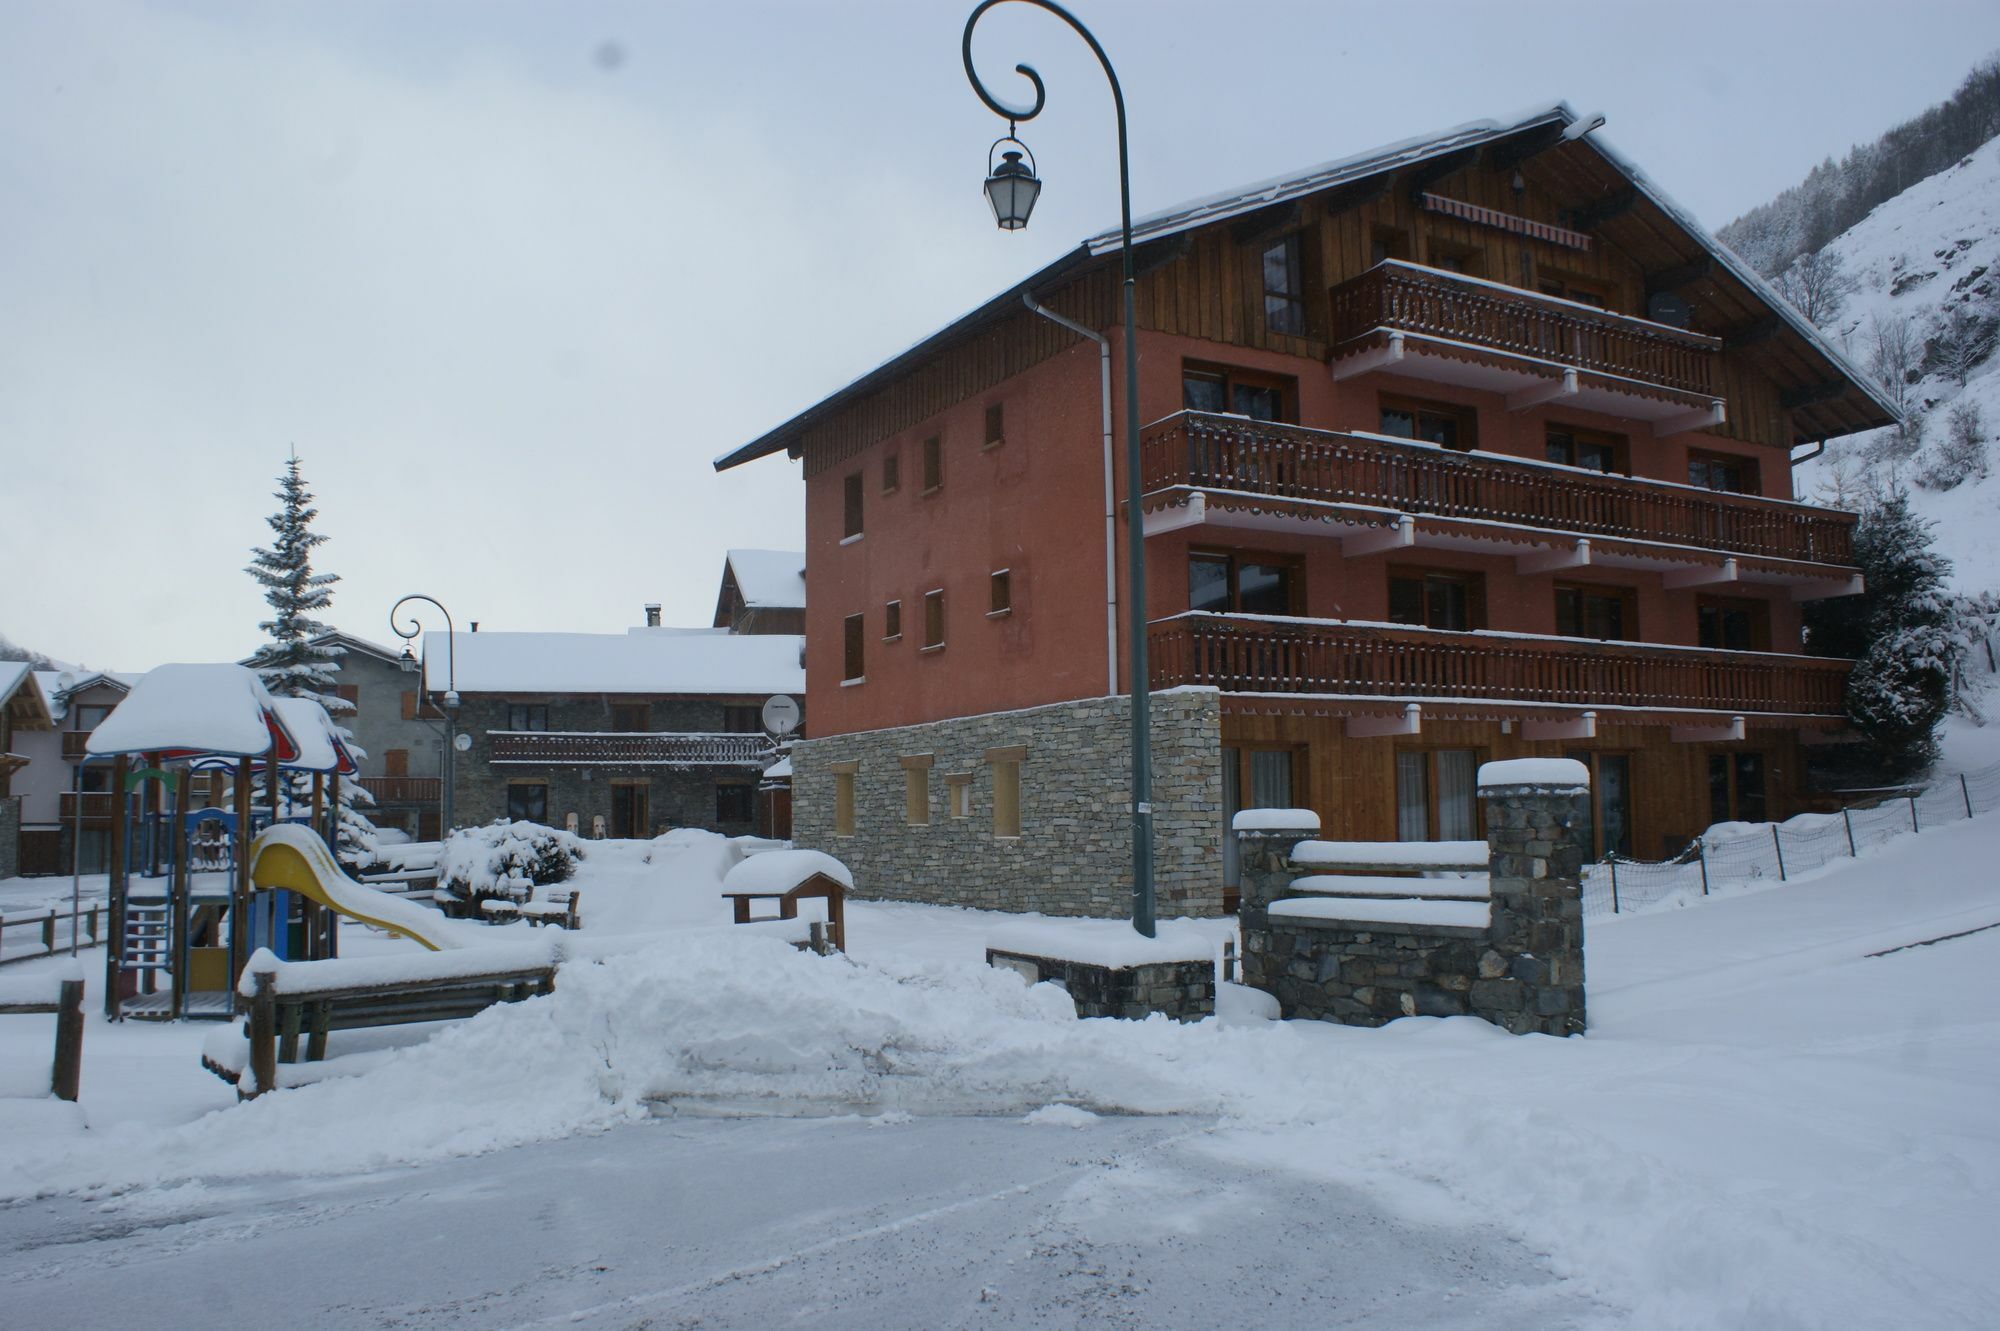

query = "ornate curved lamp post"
[[390, 594, 462, 838], [964, 0, 1153, 936]]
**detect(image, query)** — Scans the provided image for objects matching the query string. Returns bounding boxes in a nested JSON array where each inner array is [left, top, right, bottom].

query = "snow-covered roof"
[[424, 631, 805, 697], [269, 697, 359, 774], [716, 101, 1895, 472], [0, 663, 52, 732], [724, 550, 807, 610], [86, 664, 289, 758]]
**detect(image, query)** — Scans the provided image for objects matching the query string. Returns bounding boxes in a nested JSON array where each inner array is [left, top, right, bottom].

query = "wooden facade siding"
[[1142, 412, 1855, 565], [1151, 614, 1851, 716]]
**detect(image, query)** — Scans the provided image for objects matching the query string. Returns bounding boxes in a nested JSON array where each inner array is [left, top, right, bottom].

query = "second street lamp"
[[390, 594, 461, 839], [963, 0, 1155, 938]]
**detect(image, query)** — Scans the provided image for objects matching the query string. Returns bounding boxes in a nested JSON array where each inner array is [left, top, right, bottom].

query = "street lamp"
[[390, 594, 461, 839], [963, 0, 1155, 937]]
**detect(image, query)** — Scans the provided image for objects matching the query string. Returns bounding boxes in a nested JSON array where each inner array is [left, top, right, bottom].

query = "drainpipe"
[[1023, 291, 1119, 698]]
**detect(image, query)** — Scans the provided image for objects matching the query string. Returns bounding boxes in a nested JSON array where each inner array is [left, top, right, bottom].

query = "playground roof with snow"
[[424, 630, 805, 697], [83, 663, 334, 764]]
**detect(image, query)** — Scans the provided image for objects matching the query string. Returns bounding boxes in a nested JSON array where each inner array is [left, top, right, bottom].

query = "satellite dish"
[[1647, 291, 1691, 329], [761, 694, 801, 736], [453, 732, 473, 753]]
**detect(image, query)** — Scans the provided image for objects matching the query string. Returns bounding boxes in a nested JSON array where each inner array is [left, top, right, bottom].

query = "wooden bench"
[[0, 978, 85, 1101], [215, 957, 556, 1098], [520, 890, 581, 930], [722, 872, 846, 954]]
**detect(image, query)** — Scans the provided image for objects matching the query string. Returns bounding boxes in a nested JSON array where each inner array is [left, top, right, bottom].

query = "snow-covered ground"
[[2, 812, 1998, 1327]]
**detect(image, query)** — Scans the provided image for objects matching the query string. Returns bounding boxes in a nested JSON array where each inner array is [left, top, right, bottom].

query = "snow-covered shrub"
[[1918, 401, 1989, 490], [438, 820, 584, 911]]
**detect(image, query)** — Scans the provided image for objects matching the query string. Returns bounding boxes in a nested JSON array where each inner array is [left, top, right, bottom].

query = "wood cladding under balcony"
[[1149, 614, 1851, 718], [487, 731, 773, 767], [1330, 261, 1722, 400], [1142, 412, 1856, 568]]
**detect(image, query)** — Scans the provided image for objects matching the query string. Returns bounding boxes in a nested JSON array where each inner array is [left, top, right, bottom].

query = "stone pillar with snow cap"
[[1231, 809, 1321, 945], [1476, 758, 1590, 1037]]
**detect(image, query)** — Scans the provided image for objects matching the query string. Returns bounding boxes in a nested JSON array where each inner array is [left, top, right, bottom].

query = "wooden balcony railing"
[[1330, 260, 1723, 398], [59, 792, 114, 821], [1142, 412, 1857, 567], [1149, 614, 1852, 717], [61, 732, 93, 760], [487, 731, 774, 767], [356, 776, 442, 804]]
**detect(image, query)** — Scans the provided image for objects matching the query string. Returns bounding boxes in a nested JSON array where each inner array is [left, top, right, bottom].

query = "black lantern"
[[984, 135, 1041, 230]]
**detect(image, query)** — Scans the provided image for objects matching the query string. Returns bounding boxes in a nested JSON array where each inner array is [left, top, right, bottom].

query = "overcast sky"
[[6, 0, 1999, 671]]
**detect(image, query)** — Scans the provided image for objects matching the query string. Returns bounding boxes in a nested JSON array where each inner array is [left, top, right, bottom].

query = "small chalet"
[[0, 663, 54, 879], [10, 669, 138, 876], [712, 550, 807, 636]]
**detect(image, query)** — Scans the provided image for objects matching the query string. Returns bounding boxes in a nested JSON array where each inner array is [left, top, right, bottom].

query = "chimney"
[[644, 603, 662, 628], [470, 621, 479, 633]]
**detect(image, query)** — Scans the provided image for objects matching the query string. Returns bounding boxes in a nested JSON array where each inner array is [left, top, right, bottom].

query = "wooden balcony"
[[1141, 412, 1857, 570], [1328, 261, 1723, 424], [1149, 613, 1852, 718], [61, 731, 93, 760], [487, 731, 774, 767], [356, 776, 442, 804], [59, 791, 114, 822]]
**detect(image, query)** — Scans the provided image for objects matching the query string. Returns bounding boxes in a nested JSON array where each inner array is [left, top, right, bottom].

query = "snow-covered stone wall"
[[788, 689, 1224, 917]]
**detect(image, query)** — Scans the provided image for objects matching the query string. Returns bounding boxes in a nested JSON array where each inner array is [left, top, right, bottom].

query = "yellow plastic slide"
[[248, 823, 463, 952]]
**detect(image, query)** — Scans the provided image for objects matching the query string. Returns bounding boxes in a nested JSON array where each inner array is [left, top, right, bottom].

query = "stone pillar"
[[1231, 811, 1320, 991], [1476, 759, 1590, 1037]]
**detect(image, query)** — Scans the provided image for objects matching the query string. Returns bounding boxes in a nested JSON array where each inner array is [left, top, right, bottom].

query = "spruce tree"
[[245, 453, 378, 861], [1806, 489, 1957, 779]]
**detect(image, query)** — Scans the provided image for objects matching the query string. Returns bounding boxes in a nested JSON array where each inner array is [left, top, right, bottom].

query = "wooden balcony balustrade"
[[1329, 260, 1723, 398], [487, 731, 774, 767], [1149, 614, 1852, 717], [356, 776, 442, 804], [1141, 412, 1857, 567], [58, 792, 115, 821], [60, 732, 93, 760]]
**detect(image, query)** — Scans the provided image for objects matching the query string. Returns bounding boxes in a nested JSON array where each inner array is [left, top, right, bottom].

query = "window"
[[507, 704, 549, 731], [1388, 568, 1485, 632], [507, 783, 548, 824], [1565, 751, 1635, 859], [902, 755, 931, 826], [1697, 597, 1771, 652], [383, 749, 409, 778], [613, 782, 651, 838], [1395, 749, 1480, 841], [842, 614, 865, 682], [73, 704, 112, 731], [334, 683, 360, 708], [1379, 394, 1476, 450], [1181, 362, 1294, 422], [715, 783, 755, 825], [988, 746, 1025, 838], [989, 569, 1012, 616], [883, 450, 901, 494], [1262, 234, 1306, 335], [945, 773, 973, 819], [1688, 450, 1757, 494], [1708, 752, 1767, 826], [1538, 274, 1609, 309], [883, 599, 902, 641], [843, 472, 864, 540], [923, 590, 946, 650], [1545, 424, 1627, 474], [721, 705, 762, 734], [611, 703, 650, 732], [984, 402, 1005, 449], [1427, 240, 1482, 276], [1370, 226, 1410, 265], [923, 435, 943, 492], [832, 766, 856, 837], [1188, 551, 1298, 616], [1554, 585, 1637, 641]]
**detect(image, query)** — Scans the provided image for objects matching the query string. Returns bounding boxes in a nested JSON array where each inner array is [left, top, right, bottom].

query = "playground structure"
[[87, 664, 429, 1021]]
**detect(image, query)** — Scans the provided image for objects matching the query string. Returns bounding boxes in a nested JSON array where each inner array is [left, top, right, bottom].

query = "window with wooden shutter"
[[922, 590, 945, 650], [843, 614, 865, 682]]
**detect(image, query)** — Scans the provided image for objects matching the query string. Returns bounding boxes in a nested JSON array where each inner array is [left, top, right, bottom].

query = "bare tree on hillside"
[[1775, 249, 1858, 329], [1866, 312, 1920, 417], [1931, 304, 1998, 386]]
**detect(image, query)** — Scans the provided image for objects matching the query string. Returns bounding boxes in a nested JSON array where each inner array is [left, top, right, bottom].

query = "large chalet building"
[[715, 103, 1896, 917]]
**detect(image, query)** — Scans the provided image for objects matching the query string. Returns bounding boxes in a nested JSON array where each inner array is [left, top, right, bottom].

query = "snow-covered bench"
[[208, 945, 557, 1098]]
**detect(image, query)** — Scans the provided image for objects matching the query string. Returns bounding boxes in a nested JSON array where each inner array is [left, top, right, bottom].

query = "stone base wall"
[[986, 948, 1214, 1021], [1244, 915, 1498, 1025], [0, 797, 19, 880], [789, 690, 1224, 917]]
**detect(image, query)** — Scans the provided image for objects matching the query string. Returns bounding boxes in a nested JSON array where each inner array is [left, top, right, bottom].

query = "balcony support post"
[[1329, 330, 1405, 382], [1653, 399, 1726, 437], [1140, 491, 1207, 537], [1790, 573, 1865, 602], [1339, 514, 1414, 558], [1505, 367, 1578, 412], [1523, 711, 1597, 742], [1670, 716, 1746, 744], [1346, 704, 1422, 739], [1664, 557, 1738, 590], [1517, 538, 1592, 575]]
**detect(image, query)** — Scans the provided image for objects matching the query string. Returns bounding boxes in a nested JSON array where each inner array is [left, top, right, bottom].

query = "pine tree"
[[1805, 489, 1957, 778], [245, 453, 378, 862]]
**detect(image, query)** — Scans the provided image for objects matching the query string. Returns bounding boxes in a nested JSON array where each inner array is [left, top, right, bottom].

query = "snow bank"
[[985, 919, 1215, 966], [1476, 757, 1589, 791], [722, 848, 854, 893], [1231, 808, 1320, 832]]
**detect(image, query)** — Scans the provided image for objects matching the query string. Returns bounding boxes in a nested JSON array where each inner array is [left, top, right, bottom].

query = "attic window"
[[1262, 234, 1306, 335], [984, 402, 1005, 450], [843, 472, 864, 540]]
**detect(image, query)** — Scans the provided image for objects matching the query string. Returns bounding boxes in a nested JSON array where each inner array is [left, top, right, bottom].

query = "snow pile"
[[1476, 757, 1590, 791], [437, 821, 584, 905], [985, 919, 1216, 966], [722, 848, 853, 893], [1230, 808, 1320, 832]]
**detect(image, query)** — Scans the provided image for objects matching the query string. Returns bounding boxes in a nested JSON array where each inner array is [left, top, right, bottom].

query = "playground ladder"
[[121, 903, 172, 974]]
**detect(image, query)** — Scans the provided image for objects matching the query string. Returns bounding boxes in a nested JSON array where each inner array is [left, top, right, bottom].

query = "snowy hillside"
[[1795, 132, 2000, 595]]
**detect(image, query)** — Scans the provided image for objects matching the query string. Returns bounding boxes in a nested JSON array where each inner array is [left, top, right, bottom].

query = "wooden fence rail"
[[0, 905, 106, 968]]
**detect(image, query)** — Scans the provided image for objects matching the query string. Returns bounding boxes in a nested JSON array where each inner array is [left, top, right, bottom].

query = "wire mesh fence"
[[1581, 758, 2000, 918]]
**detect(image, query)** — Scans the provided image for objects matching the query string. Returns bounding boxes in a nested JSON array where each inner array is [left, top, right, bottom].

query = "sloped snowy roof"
[[86, 664, 289, 758], [424, 631, 804, 697], [0, 662, 32, 706], [269, 697, 358, 774], [716, 101, 1894, 472], [724, 550, 807, 610]]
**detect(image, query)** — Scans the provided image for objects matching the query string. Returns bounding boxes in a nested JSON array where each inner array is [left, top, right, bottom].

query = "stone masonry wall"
[[0, 797, 19, 879], [1237, 776, 1589, 1036], [986, 949, 1215, 1021], [790, 689, 1224, 917]]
